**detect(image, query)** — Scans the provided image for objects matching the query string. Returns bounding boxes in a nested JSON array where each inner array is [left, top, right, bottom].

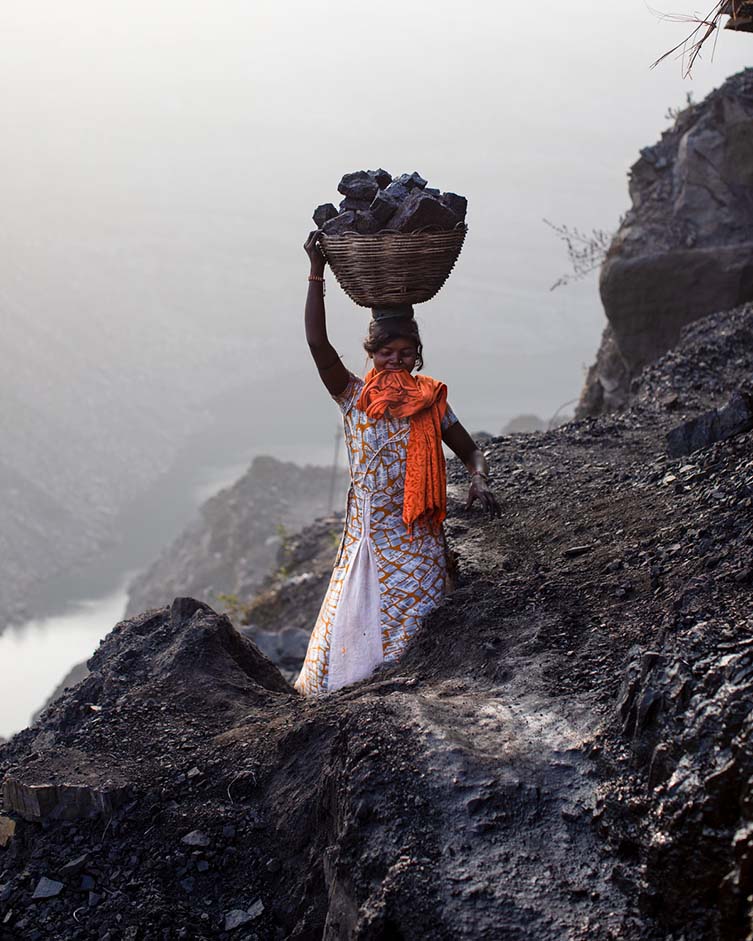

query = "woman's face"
[[371, 337, 418, 373]]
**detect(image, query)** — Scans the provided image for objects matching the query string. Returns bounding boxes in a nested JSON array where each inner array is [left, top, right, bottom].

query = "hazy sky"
[[1, 1, 750, 434]]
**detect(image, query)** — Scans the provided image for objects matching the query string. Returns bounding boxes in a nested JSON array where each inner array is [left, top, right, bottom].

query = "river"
[[0, 402, 338, 739], [0, 576, 132, 740]]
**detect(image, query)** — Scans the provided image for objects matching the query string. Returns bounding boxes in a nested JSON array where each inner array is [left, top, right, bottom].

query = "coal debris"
[[314, 168, 467, 235]]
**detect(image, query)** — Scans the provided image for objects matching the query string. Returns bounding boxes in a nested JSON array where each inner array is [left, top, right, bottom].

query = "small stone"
[[337, 171, 379, 202], [196, 860, 209, 872], [225, 909, 253, 931], [321, 210, 356, 236], [339, 195, 372, 213], [59, 853, 89, 876], [222, 824, 236, 839], [440, 192, 468, 219], [465, 796, 488, 814], [265, 857, 281, 873], [88, 890, 101, 907], [367, 168, 392, 188], [390, 192, 461, 233], [80, 874, 95, 891], [32, 876, 64, 899], [661, 393, 680, 410], [186, 767, 202, 782], [393, 171, 427, 191], [563, 544, 595, 558], [355, 210, 381, 235], [181, 830, 211, 848], [369, 190, 399, 225], [247, 898, 264, 919], [383, 180, 411, 203], [313, 203, 338, 227], [0, 815, 16, 848]]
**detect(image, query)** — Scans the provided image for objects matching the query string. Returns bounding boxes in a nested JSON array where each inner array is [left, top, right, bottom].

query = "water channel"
[[0, 400, 337, 739]]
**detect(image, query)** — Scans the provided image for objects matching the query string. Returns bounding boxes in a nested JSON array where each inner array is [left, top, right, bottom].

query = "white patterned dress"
[[294, 370, 458, 696]]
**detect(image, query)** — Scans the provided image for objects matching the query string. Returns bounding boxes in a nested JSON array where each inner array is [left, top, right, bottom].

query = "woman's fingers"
[[466, 483, 500, 519]]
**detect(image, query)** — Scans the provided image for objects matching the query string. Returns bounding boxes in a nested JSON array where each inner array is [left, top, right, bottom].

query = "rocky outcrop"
[[579, 69, 753, 416], [238, 514, 344, 677], [2, 304, 753, 939], [125, 455, 348, 618]]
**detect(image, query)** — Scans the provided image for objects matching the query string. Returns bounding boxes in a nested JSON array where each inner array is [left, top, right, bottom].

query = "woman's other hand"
[[465, 475, 501, 519], [442, 422, 501, 521], [465, 475, 501, 518], [305, 230, 326, 276]]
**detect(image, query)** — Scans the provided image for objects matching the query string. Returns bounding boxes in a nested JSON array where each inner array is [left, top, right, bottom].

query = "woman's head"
[[363, 316, 424, 373]]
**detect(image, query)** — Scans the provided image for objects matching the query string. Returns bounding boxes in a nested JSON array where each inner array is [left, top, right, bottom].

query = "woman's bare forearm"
[[302, 231, 350, 395], [304, 277, 337, 365]]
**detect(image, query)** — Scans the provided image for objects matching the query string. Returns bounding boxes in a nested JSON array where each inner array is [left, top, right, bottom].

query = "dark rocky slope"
[[1, 304, 752, 940]]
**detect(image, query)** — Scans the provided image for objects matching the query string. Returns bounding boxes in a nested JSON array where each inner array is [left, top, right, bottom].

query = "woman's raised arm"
[[304, 230, 350, 397]]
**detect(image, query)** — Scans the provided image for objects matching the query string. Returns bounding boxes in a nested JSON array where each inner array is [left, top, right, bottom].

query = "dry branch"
[[652, 2, 753, 76]]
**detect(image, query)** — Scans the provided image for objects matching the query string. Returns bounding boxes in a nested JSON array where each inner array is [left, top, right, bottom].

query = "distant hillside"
[[124, 455, 348, 617]]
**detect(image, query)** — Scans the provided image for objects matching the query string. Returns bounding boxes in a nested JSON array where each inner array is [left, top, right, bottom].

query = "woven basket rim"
[[320, 223, 468, 243]]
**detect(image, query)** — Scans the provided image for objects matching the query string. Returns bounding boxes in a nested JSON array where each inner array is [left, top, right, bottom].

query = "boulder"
[[600, 245, 753, 372], [666, 390, 753, 457]]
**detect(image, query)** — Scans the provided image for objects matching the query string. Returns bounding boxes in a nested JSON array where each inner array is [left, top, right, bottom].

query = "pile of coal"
[[312, 169, 467, 236]]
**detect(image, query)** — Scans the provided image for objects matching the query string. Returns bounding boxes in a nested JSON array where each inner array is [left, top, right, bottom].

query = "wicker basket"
[[319, 225, 467, 308]]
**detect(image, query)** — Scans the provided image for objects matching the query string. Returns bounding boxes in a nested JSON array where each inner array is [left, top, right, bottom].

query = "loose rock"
[[314, 168, 467, 234]]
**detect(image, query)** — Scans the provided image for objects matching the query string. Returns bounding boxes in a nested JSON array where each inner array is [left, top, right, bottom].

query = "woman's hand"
[[304, 230, 326, 277], [465, 475, 501, 519], [441, 423, 501, 522]]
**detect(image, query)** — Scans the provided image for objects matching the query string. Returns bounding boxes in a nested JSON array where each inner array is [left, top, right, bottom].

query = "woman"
[[294, 230, 500, 697]]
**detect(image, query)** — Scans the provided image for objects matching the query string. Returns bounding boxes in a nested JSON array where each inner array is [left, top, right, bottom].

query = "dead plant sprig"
[[651, 2, 740, 76], [544, 220, 613, 291]]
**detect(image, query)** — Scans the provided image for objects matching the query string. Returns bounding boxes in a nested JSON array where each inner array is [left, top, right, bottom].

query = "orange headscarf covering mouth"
[[357, 367, 448, 536]]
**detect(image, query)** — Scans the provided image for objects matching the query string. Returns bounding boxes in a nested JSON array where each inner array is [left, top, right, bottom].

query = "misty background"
[[0, 0, 750, 735]]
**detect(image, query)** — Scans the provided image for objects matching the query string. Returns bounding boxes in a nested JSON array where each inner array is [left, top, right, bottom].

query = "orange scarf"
[[357, 368, 448, 536]]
